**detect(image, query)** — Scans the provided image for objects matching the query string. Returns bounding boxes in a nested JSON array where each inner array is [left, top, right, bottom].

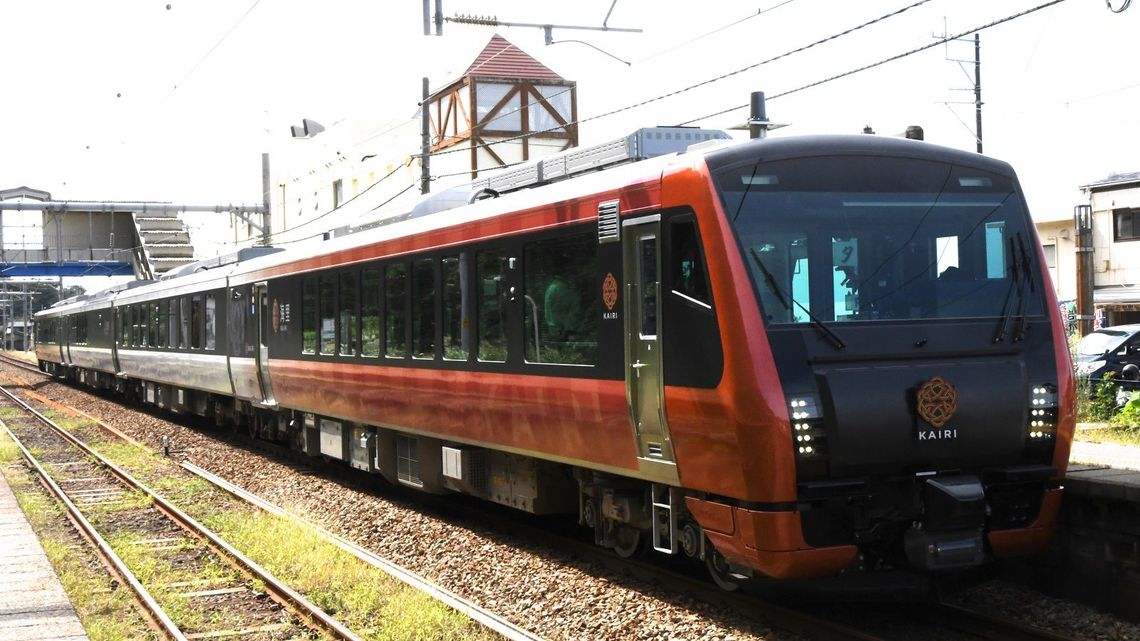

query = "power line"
[[636, 0, 800, 63], [266, 160, 411, 244], [211, 1, 939, 250], [156, 0, 263, 109], [679, 0, 1071, 125]]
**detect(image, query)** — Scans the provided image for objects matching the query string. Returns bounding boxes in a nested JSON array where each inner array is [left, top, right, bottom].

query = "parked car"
[[1075, 324, 1140, 386]]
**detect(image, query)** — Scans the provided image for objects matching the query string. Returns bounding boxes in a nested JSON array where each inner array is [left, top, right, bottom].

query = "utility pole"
[[749, 92, 769, 139], [936, 21, 983, 153], [974, 33, 983, 154], [420, 77, 431, 195], [1075, 204, 1094, 336], [261, 153, 272, 246]]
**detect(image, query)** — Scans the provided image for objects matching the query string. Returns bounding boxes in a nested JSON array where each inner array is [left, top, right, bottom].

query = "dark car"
[[1075, 324, 1140, 385]]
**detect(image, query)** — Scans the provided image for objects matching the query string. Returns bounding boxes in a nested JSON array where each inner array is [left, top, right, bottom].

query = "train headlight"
[[1026, 383, 1057, 442], [788, 395, 826, 458]]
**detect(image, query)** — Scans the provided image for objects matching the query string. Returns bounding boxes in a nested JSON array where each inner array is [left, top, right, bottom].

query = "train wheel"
[[611, 524, 643, 559], [705, 548, 741, 592]]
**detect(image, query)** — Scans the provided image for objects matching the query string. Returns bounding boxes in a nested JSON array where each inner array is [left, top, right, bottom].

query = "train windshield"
[[715, 155, 1045, 325]]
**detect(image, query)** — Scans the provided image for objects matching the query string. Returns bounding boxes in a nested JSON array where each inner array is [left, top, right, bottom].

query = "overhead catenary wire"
[[426, 0, 935, 159], [635, 0, 801, 63], [239, 1, 939, 250], [678, 0, 1072, 125], [156, 0, 263, 109], [265, 159, 412, 244], [243, 1, 1071, 252]]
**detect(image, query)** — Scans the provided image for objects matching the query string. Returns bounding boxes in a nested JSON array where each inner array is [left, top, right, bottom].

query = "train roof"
[[36, 133, 1024, 317], [703, 134, 1017, 177]]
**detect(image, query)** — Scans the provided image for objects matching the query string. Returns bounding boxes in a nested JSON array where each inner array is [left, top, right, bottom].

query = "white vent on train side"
[[598, 200, 620, 244]]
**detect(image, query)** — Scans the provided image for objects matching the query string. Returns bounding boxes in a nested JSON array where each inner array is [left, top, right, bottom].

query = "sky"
[[2, 0, 1138, 231]]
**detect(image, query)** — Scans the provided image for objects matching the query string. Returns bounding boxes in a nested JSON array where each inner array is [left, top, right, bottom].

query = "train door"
[[60, 315, 70, 365], [252, 282, 276, 406], [622, 215, 679, 482], [111, 307, 121, 374]]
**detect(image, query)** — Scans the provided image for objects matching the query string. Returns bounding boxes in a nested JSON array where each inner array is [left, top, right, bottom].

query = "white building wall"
[[1036, 219, 1077, 302], [1090, 185, 1140, 289]]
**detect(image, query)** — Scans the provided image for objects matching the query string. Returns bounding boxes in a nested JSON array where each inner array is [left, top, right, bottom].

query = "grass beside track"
[[62, 420, 499, 640], [0, 429, 158, 641]]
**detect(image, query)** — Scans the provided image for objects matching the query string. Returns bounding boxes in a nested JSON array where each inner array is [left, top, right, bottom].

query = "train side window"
[[167, 299, 178, 347], [190, 295, 203, 349], [412, 258, 436, 359], [319, 276, 336, 355], [133, 305, 143, 347], [385, 263, 408, 358], [442, 254, 470, 361], [476, 249, 508, 363], [205, 293, 217, 351], [180, 296, 191, 349], [670, 220, 711, 307], [361, 268, 381, 357], [339, 271, 358, 356], [150, 302, 160, 348], [662, 213, 722, 388], [523, 233, 597, 366], [158, 301, 168, 348], [302, 276, 317, 354], [242, 287, 256, 357]]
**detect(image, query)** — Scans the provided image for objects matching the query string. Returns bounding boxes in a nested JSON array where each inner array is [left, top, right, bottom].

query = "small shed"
[[426, 35, 578, 179]]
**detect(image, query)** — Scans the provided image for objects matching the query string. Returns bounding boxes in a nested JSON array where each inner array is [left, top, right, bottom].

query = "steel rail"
[[934, 602, 1085, 641], [0, 351, 49, 376], [182, 461, 548, 641], [0, 419, 189, 641], [0, 356, 1086, 641], [183, 461, 882, 641], [0, 385, 363, 641]]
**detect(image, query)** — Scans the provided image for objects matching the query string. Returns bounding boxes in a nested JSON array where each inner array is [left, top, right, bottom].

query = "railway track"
[[0, 383, 360, 641], [0, 353, 1093, 641]]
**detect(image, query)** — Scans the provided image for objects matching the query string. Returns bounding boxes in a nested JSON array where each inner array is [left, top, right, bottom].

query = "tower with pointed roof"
[[426, 34, 578, 180]]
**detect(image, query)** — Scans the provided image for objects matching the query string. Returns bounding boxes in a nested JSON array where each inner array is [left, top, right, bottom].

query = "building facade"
[[1081, 172, 1140, 327]]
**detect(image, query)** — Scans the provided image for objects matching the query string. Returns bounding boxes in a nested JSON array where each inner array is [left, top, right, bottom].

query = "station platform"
[[0, 473, 88, 641], [1067, 438, 1140, 500]]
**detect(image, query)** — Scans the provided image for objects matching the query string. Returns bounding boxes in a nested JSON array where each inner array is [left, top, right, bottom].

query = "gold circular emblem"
[[917, 376, 957, 428], [271, 299, 281, 334], [603, 273, 618, 311]]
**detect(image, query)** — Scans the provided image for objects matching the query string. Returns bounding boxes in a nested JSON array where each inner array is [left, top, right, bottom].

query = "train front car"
[[674, 136, 1074, 585]]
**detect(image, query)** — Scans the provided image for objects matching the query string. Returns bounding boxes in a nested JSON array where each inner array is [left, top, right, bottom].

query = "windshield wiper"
[[992, 236, 1021, 343], [750, 248, 846, 350], [1012, 232, 1037, 342]]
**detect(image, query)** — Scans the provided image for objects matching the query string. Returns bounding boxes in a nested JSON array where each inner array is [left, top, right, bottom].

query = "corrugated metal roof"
[[1094, 285, 1140, 305], [464, 34, 563, 81], [1082, 171, 1140, 192]]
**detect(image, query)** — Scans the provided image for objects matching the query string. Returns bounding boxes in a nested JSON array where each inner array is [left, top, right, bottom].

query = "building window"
[[1042, 243, 1057, 269], [333, 179, 344, 209], [1114, 208, 1140, 242]]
